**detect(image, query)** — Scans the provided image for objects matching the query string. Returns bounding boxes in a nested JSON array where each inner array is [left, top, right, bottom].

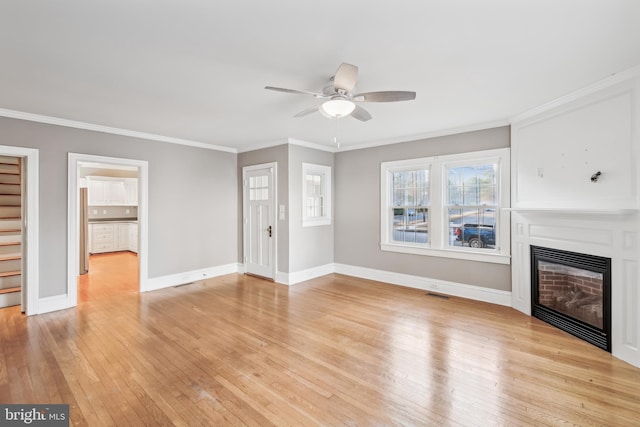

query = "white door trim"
[[0, 145, 39, 315], [67, 153, 149, 307], [242, 162, 277, 280]]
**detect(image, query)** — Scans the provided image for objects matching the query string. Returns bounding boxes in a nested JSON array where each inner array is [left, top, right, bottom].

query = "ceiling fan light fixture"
[[321, 99, 356, 118]]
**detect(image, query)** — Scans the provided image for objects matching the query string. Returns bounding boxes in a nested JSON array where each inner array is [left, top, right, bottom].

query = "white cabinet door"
[[87, 176, 129, 205], [107, 181, 126, 205], [90, 223, 117, 253], [125, 178, 138, 206], [88, 179, 107, 205], [128, 223, 138, 253], [116, 223, 129, 251]]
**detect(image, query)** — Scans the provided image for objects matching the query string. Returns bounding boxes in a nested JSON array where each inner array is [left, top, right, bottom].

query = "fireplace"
[[531, 246, 611, 352]]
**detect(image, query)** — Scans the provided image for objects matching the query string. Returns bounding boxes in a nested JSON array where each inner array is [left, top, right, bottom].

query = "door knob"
[[267, 225, 272, 237]]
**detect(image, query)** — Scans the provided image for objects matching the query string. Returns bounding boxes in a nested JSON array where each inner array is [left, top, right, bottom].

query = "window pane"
[[391, 169, 429, 207], [448, 207, 497, 249], [392, 208, 429, 244], [447, 164, 496, 206]]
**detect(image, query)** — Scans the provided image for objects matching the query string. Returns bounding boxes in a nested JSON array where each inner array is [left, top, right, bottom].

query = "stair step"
[[0, 286, 20, 295], [0, 255, 21, 261], [0, 241, 20, 246], [0, 162, 20, 173], [0, 270, 20, 278], [0, 173, 20, 185], [0, 183, 21, 195], [0, 272, 20, 289], [0, 195, 21, 206], [0, 245, 20, 257], [0, 207, 21, 218], [0, 156, 20, 165]]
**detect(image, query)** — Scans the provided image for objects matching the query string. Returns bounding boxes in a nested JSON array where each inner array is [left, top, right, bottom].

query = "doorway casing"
[[0, 145, 38, 315], [67, 153, 149, 306]]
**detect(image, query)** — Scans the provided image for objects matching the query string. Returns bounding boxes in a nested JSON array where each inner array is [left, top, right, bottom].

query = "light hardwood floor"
[[1, 252, 640, 426]]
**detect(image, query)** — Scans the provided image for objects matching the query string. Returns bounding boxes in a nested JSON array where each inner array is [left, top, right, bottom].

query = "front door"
[[243, 164, 276, 279]]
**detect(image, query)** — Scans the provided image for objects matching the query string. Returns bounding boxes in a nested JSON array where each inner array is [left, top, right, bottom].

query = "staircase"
[[0, 156, 22, 309]]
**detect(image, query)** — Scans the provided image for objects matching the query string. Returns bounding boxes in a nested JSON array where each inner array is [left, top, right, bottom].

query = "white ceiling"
[[1, 1, 639, 152]]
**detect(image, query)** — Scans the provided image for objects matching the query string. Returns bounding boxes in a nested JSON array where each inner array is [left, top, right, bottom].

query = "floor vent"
[[426, 292, 449, 299], [174, 282, 194, 288]]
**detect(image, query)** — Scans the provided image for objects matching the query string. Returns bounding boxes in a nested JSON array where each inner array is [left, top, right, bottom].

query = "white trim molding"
[[286, 264, 335, 286], [334, 263, 512, 306], [38, 294, 74, 315], [0, 108, 236, 153], [145, 263, 240, 292]]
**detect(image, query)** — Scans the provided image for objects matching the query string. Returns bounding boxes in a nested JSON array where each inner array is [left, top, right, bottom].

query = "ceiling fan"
[[265, 63, 416, 121]]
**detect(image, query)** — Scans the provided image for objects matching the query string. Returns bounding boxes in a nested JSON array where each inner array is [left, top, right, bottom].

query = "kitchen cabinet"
[[128, 222, 138, 253], [124, 178, 138, 206], [87, 176, 138, 206], [89, 222, 138, 254]]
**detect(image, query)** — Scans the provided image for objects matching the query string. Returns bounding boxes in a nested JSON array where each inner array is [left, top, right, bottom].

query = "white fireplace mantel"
[[510, 66, 640, 368]]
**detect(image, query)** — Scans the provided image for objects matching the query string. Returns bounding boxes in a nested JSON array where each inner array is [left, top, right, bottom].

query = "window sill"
[[380, 243, 511, 265]]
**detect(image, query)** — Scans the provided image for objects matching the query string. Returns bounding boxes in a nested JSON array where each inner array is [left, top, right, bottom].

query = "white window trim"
[[302, 163, 332, 227], [380, 148, 510, 264]]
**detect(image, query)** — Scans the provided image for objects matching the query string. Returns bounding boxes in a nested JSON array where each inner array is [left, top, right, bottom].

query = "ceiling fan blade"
[[350, 105, 372, 122], [264, 86, 326, 98], [333, 63, 358, 93], [294, 105, 319, 118], [353, 91, 416, 102]]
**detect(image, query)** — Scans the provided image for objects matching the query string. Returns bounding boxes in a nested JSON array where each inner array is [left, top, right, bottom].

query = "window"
[[380, 148, 510, 264], [446, 163, 497, 250], [390, 167, 430, 245], [302, 163, 331, 226]]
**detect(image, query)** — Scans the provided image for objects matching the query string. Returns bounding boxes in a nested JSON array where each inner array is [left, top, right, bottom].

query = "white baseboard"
[[236, 266, 329, 286], [38, 294, 74, 314], [288, 264, 335, 285], [334, 263, 512, 307], [0, 291, 21, 308], [275, 271, 289, 285], [144, 263, 240, 292]]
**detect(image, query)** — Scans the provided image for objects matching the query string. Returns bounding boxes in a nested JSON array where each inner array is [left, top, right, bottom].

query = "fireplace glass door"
[[531, 246, 611, 352]]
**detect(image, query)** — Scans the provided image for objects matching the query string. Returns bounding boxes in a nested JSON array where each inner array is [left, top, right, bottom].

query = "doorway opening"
[[0, 145, 38, 315], [77, 162, 140, 302], [68, 153, 148, 308]]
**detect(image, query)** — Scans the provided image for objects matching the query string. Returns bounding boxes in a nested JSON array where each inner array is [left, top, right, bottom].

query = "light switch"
[[125, 209, 130, 214], [92, 210, 97, 215], [102, 210, 107, 214], [279, 205, 286, 220]]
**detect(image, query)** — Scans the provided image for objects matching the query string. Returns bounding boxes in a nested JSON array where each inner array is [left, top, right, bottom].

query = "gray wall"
[[334, 126, 512, 291], [237, 144, 289, 273], [288, 144, 334, 272], [0, 116, 237, 298]]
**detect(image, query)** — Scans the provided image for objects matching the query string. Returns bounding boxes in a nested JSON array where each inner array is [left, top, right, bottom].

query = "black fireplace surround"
[[531, 245, 611, 352]]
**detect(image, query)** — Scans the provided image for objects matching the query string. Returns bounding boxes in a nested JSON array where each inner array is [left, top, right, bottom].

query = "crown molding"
[[335, 119, 510, 152], [287, 138, 338, 153], [236, 138, 290, 153], [510, 64, 640, 124], [0, 108, 237, 154]]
